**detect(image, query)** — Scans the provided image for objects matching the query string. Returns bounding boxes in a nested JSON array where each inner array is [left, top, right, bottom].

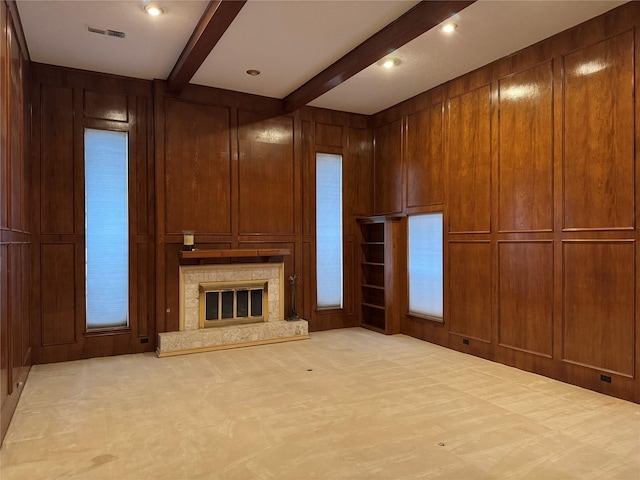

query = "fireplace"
[[199, 281, 267, 327], [157, 259, 308, 357]]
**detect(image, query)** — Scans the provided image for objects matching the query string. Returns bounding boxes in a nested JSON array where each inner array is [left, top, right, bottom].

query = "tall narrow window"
[[85, 129, 129, 330], [316, 153, 343, 309], [408, 213, 443, 320]]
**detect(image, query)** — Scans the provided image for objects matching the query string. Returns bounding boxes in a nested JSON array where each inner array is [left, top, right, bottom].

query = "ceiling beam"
[[282, 0, 476, 113], [167, 0, 247, 94]]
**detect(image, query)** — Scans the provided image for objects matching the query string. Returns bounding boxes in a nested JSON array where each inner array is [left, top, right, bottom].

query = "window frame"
[[315, 151, 344, 311], [84, 127, 131, 333], [406, 211, 444, 323]]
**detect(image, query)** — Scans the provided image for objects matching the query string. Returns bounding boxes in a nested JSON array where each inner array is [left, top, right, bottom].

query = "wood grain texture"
[[9, 23, 22, 231], [373, 119, 402, 215], [498, 241, 553, 356], [10, 244, 21, 384], [406, 103, 444, 207], [315, 123, 342, 147], [448, 85, 491, 233], [40, 243, 76, 346], [498, 62, 553, 232], [135, 96, 152, 237], [84, 91, 127, 122], [449, 242, 492, 342], [31, 65, 155, 365], [563, 241, 635, 376], [2, 5, 32, 444], [563, 31, 634, 230], [136, 242, 150, 338], [238, 111, 295, 235], [0, 2, 7, 231], [164, 99, 231, 234], [382, 1, 640, 403], [345, 127, 373, 218], [179, 248, 290, 259], [40, 84, 74, 234], [0, 243, 9, 405]]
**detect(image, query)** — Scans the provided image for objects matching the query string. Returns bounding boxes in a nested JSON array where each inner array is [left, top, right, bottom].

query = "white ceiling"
[[17, 0, 628, 115]]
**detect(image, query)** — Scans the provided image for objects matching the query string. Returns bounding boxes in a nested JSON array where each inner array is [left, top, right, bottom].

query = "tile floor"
[[1, 328, 639, 479]]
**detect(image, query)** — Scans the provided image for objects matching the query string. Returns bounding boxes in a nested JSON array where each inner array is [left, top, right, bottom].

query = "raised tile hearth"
[[157, 261, 308, 357]]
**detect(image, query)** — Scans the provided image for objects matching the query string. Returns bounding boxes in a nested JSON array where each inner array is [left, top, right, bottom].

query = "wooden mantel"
[[179, 248, 290, 262]]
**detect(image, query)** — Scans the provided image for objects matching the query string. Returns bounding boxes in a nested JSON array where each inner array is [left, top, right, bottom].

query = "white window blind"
[[85, 129, 129, 330], [316, 153, 343, 309], [408, 213, 443, 319]]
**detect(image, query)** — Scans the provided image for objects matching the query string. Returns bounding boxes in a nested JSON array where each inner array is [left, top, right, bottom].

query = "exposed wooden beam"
[[283, 0, 476, 113], [167, 0, 246, 94]]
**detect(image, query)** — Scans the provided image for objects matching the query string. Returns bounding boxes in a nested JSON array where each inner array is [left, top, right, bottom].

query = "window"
[[85, 129, 129, 330], [408, 213, 443, 320], [316, 153, 343, 309]]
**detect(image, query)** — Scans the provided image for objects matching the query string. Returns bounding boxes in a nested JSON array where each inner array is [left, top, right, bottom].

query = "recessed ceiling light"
[[379, 58, 400, 69], [246, 69, 261, 76], [440, 22, 457, 33], [144, 5, 165, 16]]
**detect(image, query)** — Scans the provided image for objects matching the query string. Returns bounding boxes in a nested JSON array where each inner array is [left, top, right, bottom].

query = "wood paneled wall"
[[154, 83, 370, 334], [373, 1, 640, 402], [299, 108, 372, 331], [1, 0, 31, 443], [29, 64, 155, 364]]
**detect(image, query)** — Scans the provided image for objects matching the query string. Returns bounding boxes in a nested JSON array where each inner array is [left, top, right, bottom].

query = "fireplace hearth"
[[157, 261, 308, 357]]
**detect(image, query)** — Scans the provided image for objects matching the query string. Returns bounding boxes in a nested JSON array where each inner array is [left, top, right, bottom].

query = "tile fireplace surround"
[[157, 262, 308, 357]]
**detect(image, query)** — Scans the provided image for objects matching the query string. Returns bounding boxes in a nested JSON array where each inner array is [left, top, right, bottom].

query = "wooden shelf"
[[179, 248, 291, 260], [362, 302, 385, 311], [358, 216, 406, 335]]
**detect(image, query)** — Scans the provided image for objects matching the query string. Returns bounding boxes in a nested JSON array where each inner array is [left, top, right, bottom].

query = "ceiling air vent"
[[87, 25, 126, 39]]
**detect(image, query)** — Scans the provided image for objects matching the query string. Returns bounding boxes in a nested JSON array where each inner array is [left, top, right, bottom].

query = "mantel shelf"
[[179, 248, 291, 260]]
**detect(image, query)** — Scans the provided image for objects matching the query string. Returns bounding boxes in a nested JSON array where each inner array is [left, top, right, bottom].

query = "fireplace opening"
[[199, 280, 267, 328]]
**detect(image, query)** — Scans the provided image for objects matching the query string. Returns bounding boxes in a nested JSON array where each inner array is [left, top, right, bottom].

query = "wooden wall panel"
[[373, 119, 402, 215], [1, 243, 8, 403], [563, 32, 634, 231], [164, 99, 231, 234], [135, 96, 152, 236], [448, 85, 492, 233], [498, 241, 553, 356], [238, 111, 294, 235], [40, 84, 74, 234], [563, 241, 635, 376], [136, 242, 150, 338], [32, 65, 155, 364], [10, 244, 21, 383], [315, 123, 342, 147], [21, 242, 30, 366], [301, 120, 312, 237], [0, 3, 7, 232], [498, 62, 553, 232], [346, 127, 372, 218], [406, 103, 443, 207], [9, 24, 22, 231], [448, 242, 492, 342], [2, 4, 31, 444], [84, 91, 128, 122], [40, 243, 76, 346]]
